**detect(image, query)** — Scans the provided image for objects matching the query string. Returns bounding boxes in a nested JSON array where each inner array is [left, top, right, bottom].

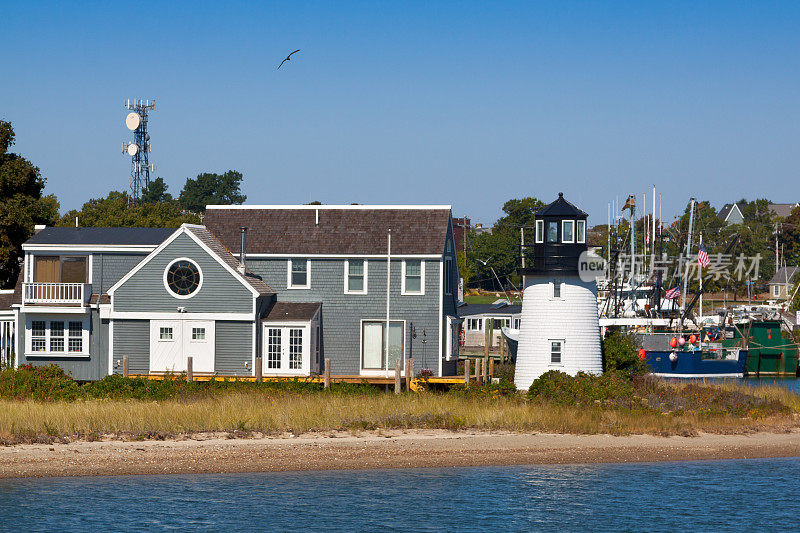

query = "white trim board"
[[234, 253, 443, 259], [108, 311, 254, 321], [23, 244, 157, 253], [207, 205, 452, 211]]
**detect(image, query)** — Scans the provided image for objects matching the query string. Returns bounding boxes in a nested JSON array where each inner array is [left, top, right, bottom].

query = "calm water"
[[1, 458, 799, 532]]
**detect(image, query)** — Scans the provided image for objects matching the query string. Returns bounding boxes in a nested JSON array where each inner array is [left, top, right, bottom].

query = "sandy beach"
[[2, 430, 800, 478]]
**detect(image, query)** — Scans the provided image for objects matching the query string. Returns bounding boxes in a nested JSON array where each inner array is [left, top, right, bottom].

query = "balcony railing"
[[23, 283, 90, 306]]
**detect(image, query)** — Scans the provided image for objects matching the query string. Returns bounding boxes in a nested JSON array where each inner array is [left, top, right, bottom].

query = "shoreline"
[[2, 430, 800, 478]]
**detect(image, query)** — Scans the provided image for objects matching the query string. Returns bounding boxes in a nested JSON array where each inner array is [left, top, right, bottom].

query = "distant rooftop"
[[26, 227, 175, 246]]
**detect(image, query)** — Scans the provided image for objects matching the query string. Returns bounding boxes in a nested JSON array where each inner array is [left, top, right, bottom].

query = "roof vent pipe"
[[238, 226, 248, 274]]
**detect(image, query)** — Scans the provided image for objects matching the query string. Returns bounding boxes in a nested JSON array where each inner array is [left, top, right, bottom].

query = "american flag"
[[697, 243, 710, 268], [665, 286, 680, 299]]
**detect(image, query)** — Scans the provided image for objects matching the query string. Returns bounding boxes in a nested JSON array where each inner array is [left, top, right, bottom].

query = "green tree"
[[59, 191, 199, 228], [0, 120, 59, 287], [141, 177, 173, 203], [179, 170, 246, 213]]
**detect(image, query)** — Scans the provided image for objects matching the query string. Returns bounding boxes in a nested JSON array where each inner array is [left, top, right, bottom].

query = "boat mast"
[[680, 198, 696, 320]]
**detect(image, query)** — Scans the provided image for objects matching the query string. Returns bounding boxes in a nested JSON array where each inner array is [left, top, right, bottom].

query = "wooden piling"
[[474, 357, 481, 381], [255, 356, 262, 383], [482, 356, 489, 384], [122, 355, 129, 378], [186, 357, 193, 382], [394, 358, 401, 394], [489, 358, 495, 379], [408, 358, 415, 391], [324, 358, 331, 389], [464, 358, 471, 384]]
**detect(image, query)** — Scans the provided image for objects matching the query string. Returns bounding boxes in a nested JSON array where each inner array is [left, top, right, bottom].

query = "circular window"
[[165, 259, 201, 297]]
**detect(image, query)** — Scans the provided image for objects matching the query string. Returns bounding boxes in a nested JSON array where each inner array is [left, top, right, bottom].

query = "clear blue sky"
[[2, 1, 799, 226]]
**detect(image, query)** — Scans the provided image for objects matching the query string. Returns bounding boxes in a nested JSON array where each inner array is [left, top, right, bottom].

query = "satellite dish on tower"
[[127, 143, 139, 156], [125, 112, 141, 131]]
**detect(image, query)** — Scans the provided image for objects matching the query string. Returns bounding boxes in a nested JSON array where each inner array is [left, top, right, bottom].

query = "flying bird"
[[277, 50, 300, 69]]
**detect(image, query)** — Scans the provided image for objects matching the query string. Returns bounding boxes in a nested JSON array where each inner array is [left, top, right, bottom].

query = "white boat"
[[500, 327, 519, 361]]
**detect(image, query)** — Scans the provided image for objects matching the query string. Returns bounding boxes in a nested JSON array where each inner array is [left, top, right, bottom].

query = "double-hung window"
[[550, 340, 563, 365], [402, 260, 424, 295], [466, 318, 483, 331], [345, 260, 367, 294], [26, 318, 88, 356], [288, 259, 309, 289]]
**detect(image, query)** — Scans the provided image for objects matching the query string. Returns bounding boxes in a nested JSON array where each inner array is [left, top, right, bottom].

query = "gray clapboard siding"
[[247, 258, 442, 375], [112, 319, 150, 374], [92, 253, 147, 294], [215, 321, 253, 375], [17, 310, 108, 381], [113, 233, 253, 314]]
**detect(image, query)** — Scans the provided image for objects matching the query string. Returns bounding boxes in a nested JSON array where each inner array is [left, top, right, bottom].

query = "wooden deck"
[[127, 373, 466, 390]]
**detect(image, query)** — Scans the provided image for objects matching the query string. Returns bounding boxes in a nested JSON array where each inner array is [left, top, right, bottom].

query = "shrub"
[[602, 329, 647, 375], [0, 364, 81, 401], [527, 370, 635, 406]]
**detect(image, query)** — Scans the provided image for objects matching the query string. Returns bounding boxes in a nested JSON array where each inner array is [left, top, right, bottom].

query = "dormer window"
[[546, 221, 558, 243], [562, 220, 575, 244]]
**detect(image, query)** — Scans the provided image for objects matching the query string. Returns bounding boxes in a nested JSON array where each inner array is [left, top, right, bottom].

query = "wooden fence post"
[[186, 357, 193, 382], [255, 356, 262, 383], [122, 355, 129, 378], [464, 358, 471, 385], [489, 358, 495, 379], [324, 358, 331, 389], [482, 356, 489, 384], [394, 358, 401, 394], [474, 357, 481, 381]]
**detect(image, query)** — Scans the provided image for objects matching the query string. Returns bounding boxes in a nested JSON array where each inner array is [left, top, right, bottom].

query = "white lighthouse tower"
[[514, 193, 602, 391]]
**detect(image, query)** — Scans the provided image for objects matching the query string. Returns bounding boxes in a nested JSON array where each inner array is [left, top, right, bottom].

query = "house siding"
[[247, 258, 442, 375], [112, 319, 150, 374], [215, 321, 253, 375], [92, 253, 147, 294], [17, 309, 107, 381], [112, 233, 253, 314]]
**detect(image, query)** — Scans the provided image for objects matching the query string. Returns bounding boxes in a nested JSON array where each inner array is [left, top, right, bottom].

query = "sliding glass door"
[[361, 321, 404, 371]]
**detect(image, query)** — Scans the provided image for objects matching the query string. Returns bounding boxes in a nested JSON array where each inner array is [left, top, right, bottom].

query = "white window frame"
[[772, 285, 781, 298], [562, 220, 575, 244], [401, 260, 425, 295], [344, 259, 368, 295], [576, 220, 586, 244], [25, 316, 90, 357], [549, 339, 564, 366], [535, 220, 544, 243], [262, 322, 311, 375], [466, 318, 483, 331], [287, 259, 310, 289], [444, 257, 453, 295], [162, 257, 204, 300], [360, 319, 406, 372], [513, 318, 520, 329]]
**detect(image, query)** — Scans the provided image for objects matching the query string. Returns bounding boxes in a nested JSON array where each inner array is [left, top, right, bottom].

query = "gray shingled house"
[[3, 205, 460, 380]]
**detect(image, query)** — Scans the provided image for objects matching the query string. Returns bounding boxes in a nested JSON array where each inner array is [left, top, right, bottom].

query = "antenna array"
[[121, 98, 156, 204]]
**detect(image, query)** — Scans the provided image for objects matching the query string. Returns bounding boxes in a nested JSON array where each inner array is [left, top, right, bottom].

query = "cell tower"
[[121, 99, 155, 204]]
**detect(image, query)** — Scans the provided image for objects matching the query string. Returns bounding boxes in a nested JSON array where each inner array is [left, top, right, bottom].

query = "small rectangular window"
[[31, 320, 46, 352], [50, 321, 65, 352], [535, 220, 544, 243], [160, 327, 173, 340], [346, 260, 366, 293], [546, 221, 558, 243], [68, 321, 82, 352], [444, 258, 453, 295], [289, 259, 309, 288], [550, 340, 563, 364], [403, 260, 423, 294], [576, 220, 586, 243], [562, 220, 574, 243], [514, 319, 520, 329], [192, 327, 206, 340], [553, 281, 561, 299]]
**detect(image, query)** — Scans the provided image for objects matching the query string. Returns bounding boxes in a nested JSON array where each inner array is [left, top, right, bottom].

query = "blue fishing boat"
[[644, 347, 748, 378]]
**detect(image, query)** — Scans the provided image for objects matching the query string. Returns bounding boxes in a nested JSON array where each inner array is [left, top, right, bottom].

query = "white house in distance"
[[514, 193, 602, 390]]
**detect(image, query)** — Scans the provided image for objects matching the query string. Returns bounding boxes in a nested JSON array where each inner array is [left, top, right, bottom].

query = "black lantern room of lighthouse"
[[524, 192, 588, 279]]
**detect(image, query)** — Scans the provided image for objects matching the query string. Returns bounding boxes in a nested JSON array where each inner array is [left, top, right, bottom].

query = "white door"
[[150, 320, 215, 373], [263, 325, 309, 375]]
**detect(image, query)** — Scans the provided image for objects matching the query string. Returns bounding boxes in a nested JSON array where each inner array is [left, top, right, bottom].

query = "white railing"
[[23, 283, 89, 305]]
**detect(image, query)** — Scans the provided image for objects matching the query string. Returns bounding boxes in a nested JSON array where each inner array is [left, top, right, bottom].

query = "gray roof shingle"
[[26, 227, 175, 246], [262, 301, 321, 321], [769, 266, 800, 286], [204, 206, 452, 255]]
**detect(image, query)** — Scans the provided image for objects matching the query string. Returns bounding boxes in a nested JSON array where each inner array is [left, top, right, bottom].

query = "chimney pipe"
[[239, 226, 248, 273]]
